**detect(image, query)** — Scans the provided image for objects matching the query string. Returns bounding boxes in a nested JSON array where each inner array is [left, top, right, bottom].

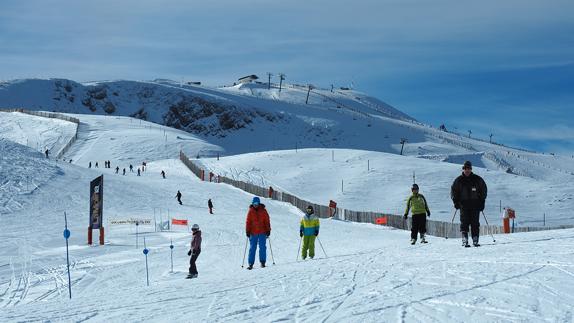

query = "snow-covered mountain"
[[2, 78, 573, 182]]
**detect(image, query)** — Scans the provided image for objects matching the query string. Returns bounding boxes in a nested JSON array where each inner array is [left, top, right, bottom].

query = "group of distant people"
[[83, 159, 168, 180]]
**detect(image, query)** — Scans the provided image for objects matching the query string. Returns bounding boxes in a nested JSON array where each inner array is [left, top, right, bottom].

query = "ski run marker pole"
[[143, 237, 150, 286], [170, 239, 174, 273], [63, 212, 72, 299]]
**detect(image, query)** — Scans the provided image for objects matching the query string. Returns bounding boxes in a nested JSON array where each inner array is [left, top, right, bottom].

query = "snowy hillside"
[[197, 149, 574, 226], [0, 113, 573, 322], [2, 78, 573, 182]]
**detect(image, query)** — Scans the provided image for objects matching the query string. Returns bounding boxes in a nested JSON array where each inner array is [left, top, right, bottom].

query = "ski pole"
[[267, 236, 276, 265], [481, 211, 497, 243], [317, 237, 328, 258], [241, 237, 248, 268], [446, 209, 458, 239], [296, 236, 302, 261]]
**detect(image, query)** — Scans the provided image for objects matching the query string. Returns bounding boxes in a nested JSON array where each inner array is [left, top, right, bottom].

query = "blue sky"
[[1, 0, 573, 154]]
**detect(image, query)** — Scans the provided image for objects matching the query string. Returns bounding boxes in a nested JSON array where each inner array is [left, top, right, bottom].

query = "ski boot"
[[261, 262, 266, 268], [462, 232, 470, 248], [410, 239, 416, 245], [247, 264, 253, 270], [420, 234, 428, 244], [472, 236, 480, 247]]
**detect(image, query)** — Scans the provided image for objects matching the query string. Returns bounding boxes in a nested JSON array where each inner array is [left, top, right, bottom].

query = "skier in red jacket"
[[245, 196, 271, 270]]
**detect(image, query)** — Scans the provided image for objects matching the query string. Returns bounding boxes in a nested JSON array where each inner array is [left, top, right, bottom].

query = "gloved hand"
[[187, 250, 191, 256], [246, 232, 250, 238], [479, 201, 485, 212], [454, 203, 460, 210], [314, 230, 319, 236], [266, 231, 271, 237], [403, 214, 408, 220], [299, 231, 303, 237], [427, 211, 431, 217]]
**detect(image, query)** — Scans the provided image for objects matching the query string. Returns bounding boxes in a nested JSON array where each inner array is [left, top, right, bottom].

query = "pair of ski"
[[186, 274, 198, 279]]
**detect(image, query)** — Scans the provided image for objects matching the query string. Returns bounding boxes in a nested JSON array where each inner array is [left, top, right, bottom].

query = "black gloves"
[[246, 232, 250, 238], [479, 201, 485, 212], [187, 250, 191, 256], [403, 214, 408, 220], [314, 230, 319, 236], [266, 231, 271, 237], [427, 211, 431, 217], [299, 231, 303, 237]]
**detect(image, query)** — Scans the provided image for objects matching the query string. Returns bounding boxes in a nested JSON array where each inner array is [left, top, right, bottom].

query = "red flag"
[[171, 219, 188, 226], [375, 216, 388, 225]]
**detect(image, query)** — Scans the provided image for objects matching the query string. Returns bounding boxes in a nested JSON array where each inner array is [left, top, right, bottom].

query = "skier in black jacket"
[[451, 161, 487, 247]]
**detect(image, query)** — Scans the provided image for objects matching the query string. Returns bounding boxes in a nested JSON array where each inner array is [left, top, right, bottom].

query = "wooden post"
[[88, 226, 93, 245], [99, 227, 105, 245]]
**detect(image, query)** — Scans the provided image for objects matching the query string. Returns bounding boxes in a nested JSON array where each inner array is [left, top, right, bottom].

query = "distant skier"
[[187, 224, 202, 279], [129, 164, 133, 172], [123, 168, 126, 175], [300, 206, 320, 259], [137, 168, 141, 176], [245, 196, 271, 270], [208, 199, 213, 214], [107, 160, 111, 168], [451, 161, 488, 247], [115, 166, 119, 174], [404, 183, 430, 245], [176, 190, 183, 205], [89, 162, 92, 168], [161, 170, 166, 179], [44, 149, 49, 159], [95, 162, 99, 168]]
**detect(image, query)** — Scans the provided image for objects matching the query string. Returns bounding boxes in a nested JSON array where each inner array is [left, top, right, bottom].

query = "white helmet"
[[192, 223, 199, 230]]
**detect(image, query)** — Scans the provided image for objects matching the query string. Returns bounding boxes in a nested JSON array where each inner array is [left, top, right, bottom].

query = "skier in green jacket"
[[404, 184, 431, 244], [300, 206, 320, 259]]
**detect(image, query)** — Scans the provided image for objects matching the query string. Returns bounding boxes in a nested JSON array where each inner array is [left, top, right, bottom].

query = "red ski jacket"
[[246, 204, 271, 236]]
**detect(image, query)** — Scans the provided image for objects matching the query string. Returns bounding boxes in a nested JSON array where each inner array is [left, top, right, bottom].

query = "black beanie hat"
[[463, 161, 472, 169]]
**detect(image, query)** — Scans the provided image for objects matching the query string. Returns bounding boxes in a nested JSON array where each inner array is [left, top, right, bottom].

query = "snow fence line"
[[0, 108, 80, 159], [179, 150, 574, 238]]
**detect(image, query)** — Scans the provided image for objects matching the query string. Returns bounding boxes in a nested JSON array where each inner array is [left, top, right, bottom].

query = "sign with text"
[[89, 175, 104, 229], [110, 218, 152, 225]]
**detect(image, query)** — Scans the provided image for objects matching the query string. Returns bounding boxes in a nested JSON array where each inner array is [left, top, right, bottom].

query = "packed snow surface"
[[0, 107, 573, 322]]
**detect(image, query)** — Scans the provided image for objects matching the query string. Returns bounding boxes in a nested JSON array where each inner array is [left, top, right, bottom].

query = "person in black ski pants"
[[187, 224, 202, 278], [451, 161, 487, 247], [176, 190, 183, 205], [208, 199, 213, 214]]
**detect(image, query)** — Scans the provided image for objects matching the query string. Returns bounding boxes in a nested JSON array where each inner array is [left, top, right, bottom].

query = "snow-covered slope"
[[198, 149, 574, 226], [0, 114, 573, 322], [2, 78, 572, 182], [0, 111, 77, 155]]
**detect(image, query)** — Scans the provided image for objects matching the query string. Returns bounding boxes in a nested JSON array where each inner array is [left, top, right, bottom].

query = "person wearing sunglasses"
[[451, 161, 488, 247]]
